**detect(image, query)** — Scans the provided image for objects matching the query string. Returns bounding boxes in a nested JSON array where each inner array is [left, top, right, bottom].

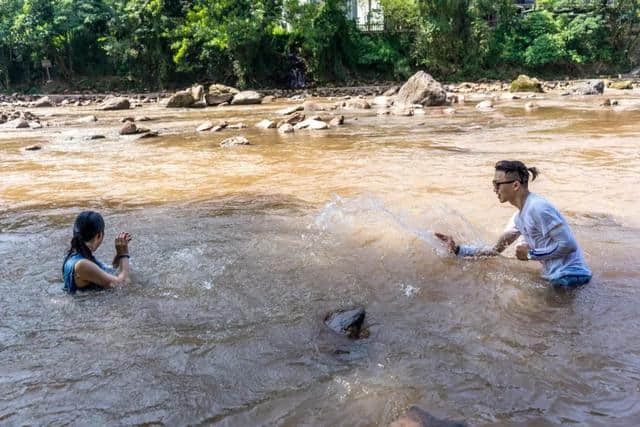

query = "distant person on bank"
[[62, 211, 132, 293], [436, 160, 592, 287]]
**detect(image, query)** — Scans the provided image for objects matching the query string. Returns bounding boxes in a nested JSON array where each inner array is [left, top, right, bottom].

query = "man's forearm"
[[456, 244, 498, 257]]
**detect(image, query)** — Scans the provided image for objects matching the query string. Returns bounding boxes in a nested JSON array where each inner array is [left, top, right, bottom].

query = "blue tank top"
[[62, 253, 114, 293]]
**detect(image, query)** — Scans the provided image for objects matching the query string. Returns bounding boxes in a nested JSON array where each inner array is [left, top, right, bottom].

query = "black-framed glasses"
[[492, 179, 518, 190]]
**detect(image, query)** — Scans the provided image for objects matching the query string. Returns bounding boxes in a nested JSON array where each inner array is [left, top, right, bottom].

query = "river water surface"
[[1, 93, 640, 426]]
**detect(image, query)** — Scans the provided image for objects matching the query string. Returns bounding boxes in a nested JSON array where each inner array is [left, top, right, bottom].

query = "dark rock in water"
[[25, 145, 42, 151], [390, 406, 467, 427], [324, 307, 368, 339], [572, 80, 604, 96], [85, 135, 106, 140]]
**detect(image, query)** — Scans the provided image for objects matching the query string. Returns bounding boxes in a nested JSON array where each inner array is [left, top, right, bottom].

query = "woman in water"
[[62, 211, 132, 293]]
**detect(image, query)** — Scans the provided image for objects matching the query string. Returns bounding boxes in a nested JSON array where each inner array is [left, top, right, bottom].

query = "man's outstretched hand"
[[435, 232, 457, 254]]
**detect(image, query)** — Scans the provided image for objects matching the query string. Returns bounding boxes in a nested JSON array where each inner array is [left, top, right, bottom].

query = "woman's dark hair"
[[62, 211, 105, 272], [495, 160, 539, 188]]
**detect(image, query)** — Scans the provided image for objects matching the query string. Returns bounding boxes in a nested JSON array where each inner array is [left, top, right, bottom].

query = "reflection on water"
[[1, 96, 640, 425]]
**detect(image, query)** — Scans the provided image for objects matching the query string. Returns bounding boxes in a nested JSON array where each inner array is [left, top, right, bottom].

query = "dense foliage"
[[0, 0, 638, 91]]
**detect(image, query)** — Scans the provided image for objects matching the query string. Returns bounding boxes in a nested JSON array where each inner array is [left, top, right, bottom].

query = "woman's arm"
[[74, 258, 130, 288], [76, 231, 132, 288]]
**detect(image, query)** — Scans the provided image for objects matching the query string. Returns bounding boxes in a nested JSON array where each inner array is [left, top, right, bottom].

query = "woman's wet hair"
[[63, 211, 105, 272], [495, 160, 539, 188]]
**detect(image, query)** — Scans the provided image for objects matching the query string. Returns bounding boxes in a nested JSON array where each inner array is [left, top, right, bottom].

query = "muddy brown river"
[[1, 92, 640, 426]]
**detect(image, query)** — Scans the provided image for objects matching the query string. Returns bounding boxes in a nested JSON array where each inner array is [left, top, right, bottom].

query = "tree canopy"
[[0, 0, 638, 91]]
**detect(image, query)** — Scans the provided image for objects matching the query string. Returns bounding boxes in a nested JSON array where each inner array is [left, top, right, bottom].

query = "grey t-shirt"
[[514, 193, 591, 280]]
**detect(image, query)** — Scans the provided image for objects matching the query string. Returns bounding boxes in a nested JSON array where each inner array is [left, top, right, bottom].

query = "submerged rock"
[[119, 122, 138, 135], [25, 145, 42, 151], [324, 307, 368, 339], [524, 101, 539, 111], [329, 115, 344, 126], [228, 122, 247, 129], [475, 100, 494, 111], [278, 105, 304, 115], [390, 406, 467, 427], [136, 131, 159, 139], [77, 115, 98, 123], [197, 121, 214, 132], [220, 136, 250, 147], [278, 123, 294, 133], [256, 119, 276, 129]]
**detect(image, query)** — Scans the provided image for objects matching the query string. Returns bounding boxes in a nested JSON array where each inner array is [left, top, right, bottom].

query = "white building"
[[294, 0, 384, 32], [346, 0, 384, 31]]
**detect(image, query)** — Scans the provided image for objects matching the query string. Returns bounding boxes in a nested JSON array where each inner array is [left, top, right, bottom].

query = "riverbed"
[[1, 92, 640, 425]]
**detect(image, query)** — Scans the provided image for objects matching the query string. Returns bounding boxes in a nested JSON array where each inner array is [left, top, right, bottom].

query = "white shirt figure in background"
[[436, 160, 592, 288]]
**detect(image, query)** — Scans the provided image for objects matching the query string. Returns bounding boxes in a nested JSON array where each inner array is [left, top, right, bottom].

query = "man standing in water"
[[436, 160, 592, 287]]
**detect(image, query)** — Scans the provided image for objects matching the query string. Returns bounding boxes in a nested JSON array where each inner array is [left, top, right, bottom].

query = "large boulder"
[[608, 80, 633, 90], [3, 118, 30, 129], [190, 85, 205, 101], [231, 90, 263, 105], [33, 96, 53, 107], [509, 75, 543, 93], [208, 83, 239, 96], [205, 93, 233, 106], [396, 71, 447, 107], [99, 97, 130, 111], [572, 80, 605, 95], [205, 83, 237, 105], [166, 91, 195, 108]]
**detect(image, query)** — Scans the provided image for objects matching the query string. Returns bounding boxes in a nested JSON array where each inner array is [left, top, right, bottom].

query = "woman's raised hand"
[[115, 232, 132, 255]]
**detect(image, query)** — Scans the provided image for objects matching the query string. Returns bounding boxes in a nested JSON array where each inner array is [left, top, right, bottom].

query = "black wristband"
[[454, 245, 460, 255], [116, 254, 130, 260]]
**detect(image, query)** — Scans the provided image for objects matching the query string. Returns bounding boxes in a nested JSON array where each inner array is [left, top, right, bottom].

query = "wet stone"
[[220, 136, 250, 147], [324, 307, 369, 339]]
